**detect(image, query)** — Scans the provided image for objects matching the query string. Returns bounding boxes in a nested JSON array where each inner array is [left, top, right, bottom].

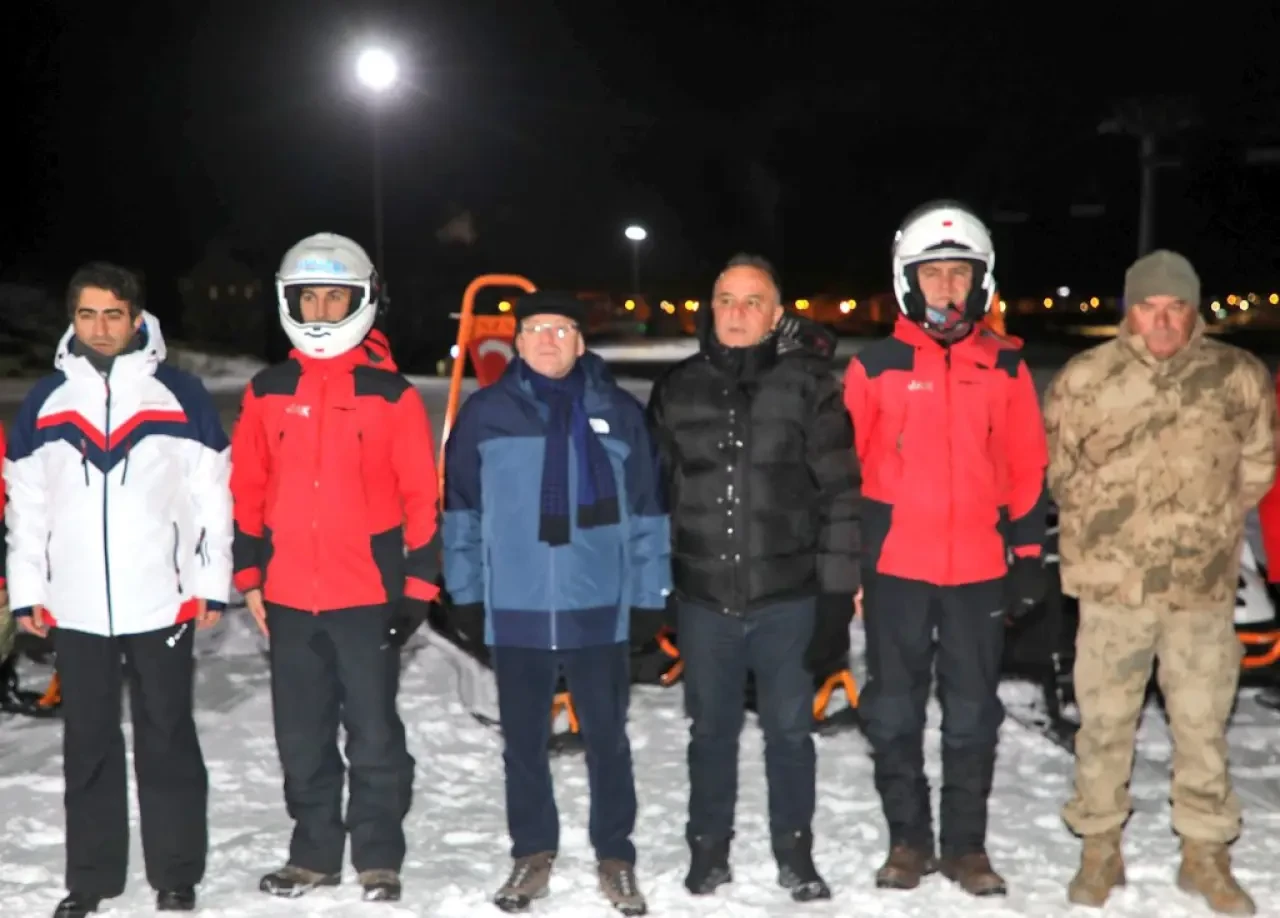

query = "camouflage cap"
[[1123, 249, 1200, 309]]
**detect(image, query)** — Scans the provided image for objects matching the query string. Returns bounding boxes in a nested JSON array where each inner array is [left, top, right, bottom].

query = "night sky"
[[6, 2, 1280, 321]]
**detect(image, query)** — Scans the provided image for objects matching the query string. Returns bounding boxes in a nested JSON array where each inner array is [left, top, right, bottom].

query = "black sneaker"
[[52, 893, 101, 918], [156, 886, 196, 911]]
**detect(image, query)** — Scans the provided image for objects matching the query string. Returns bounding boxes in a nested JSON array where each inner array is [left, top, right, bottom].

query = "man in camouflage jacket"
[[1044, 249, 1276, 916]]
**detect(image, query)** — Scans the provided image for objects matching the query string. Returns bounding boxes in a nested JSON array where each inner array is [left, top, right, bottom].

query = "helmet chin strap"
[[922, 302, 972, 341]]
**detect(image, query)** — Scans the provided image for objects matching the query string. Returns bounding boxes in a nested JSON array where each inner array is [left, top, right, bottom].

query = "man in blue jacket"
[[443, 291, 670, 917]]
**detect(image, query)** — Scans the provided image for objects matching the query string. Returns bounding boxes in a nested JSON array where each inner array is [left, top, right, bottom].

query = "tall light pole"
[[1098, 96, 1198, 259], [624, 224, 647, 296], [355, 46, 399, 272]]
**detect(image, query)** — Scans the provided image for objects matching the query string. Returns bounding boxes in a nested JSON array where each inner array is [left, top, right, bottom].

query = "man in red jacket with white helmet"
[[843, 200, 1049, 897], [231, 233, 440, 904]]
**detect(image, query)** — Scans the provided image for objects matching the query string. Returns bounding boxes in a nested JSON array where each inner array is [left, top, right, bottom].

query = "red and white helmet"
[[276, 233, 382, 359], [892, 200, 996, 324]]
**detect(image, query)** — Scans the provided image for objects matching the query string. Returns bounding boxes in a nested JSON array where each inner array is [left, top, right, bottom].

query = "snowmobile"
[[427, 281, 1280, 751], [1, 631, 62, 719], [999, 501, 1280, 747], [425, 274, 863, 751]]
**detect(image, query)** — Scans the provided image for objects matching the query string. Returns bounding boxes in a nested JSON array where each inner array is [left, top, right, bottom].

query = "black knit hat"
[[514, 291, 587, 330]]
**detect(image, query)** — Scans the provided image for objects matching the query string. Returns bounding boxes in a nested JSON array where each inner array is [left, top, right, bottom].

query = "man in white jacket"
[[7, 262, 233, 918]]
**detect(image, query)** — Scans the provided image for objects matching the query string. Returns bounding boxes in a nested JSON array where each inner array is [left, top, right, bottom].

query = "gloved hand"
[[629, 607, 667, 646], [805, 594, 855, 672], [384, 597, 434, 649], [1004, 555, 1048, 620], [445, 602, 486, 647]]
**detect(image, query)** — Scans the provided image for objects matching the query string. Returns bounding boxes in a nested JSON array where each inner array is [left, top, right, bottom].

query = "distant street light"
[[355, 46, 400, 272], [624, 224, 647, 295], [356, 47, 399, 93]]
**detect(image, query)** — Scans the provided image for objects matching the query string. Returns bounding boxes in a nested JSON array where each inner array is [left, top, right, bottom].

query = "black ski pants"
[[266, 604, 415, 875], [53, 622, 208, 897], [859, 573, 1006, 858]]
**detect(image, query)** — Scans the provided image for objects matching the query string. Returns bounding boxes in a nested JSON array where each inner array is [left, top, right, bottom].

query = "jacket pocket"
[[171, 522, 183, 593], [45, 531, 53, 581]]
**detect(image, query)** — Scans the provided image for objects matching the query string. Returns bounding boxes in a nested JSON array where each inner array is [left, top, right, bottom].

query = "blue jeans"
[[493, 643, 637, 863], [679, 597, 817, 841]]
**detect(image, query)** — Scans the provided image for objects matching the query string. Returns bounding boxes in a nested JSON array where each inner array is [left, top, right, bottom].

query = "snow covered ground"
[[1, 351, 1279, 917]]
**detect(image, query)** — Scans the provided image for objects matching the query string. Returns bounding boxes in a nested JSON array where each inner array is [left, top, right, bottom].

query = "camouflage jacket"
[[1044, 320, 1277, 610]]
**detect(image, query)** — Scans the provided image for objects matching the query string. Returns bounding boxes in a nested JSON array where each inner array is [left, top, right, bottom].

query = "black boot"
[[772, 829, 831, 902], [52, 893, 101, 917], [156, 886, 196, 911], [684, 834, 732, 895]]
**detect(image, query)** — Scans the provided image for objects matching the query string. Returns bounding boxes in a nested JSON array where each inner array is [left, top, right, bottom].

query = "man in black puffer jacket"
[[647, 253, 861, 903]]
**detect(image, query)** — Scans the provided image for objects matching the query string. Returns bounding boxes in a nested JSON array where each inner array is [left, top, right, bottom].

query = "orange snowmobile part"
[[439, 273, 537, 494], [654, 627, 685, 685], [1238, 630, 1280, 669], [812, 668, 859, 722], [551, 691, 580, 734], [39, 671, 61, 708]]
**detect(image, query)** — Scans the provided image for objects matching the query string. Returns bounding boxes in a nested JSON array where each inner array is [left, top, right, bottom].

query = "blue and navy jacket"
[[442, 352, 671, 650]]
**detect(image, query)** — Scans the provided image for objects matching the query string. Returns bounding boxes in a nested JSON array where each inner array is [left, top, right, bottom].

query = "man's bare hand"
[[244, 589, 268, 637], [855, 586, 864, 620], [18, 605, 50, 638], [195, 599, 222, 630]]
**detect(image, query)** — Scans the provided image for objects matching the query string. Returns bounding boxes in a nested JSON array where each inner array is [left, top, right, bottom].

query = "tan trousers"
[[0, 591, 12, 662], [1062, 602, 1243, 843]]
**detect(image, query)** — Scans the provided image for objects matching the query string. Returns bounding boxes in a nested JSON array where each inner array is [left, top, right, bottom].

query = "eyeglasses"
[[521, 321, 579, 339]]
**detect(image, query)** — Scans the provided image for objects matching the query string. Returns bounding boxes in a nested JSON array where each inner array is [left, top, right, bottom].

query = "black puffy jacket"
[[647, 315, 861, 615]]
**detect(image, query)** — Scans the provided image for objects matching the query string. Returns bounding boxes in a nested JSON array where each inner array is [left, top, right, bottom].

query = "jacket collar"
[[55, 310, 166, 384], [892, 314, 1003, 368], [1117, 316, 1206, 371]]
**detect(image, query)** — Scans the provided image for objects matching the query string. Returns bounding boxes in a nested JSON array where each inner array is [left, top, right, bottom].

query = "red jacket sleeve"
[[1258, 373, 1280, 581], [391, 387, 441, 602], [1006, 360, 1049, 558], [842, 357, 877, 467], [229, 384, 270, 593]]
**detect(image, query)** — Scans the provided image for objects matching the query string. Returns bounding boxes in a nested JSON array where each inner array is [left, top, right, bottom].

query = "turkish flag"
[[468, 335, 515, 387]]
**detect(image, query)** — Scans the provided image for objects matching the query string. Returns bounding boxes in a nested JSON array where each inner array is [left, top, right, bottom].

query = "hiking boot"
[[494, 851, 555, 913], [771, 829, 831, 901], [258, 865, 340, 898], [875, 843, 939, 890], [684, 834, 732, 895], [358, 869, 401, 902], [1067, 830, 1125, 908], [940, 851, 1007, 897], [1177, 840, 1256, 916], [597, 859, 647, 916]]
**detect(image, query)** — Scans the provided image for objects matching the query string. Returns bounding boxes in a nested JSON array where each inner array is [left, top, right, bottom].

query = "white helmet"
[[892, 200, 996, 325], [276, 233, 381, 359]]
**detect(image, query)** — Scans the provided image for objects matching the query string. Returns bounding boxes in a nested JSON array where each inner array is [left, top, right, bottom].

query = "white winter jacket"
[[3, 312, 233, 636]]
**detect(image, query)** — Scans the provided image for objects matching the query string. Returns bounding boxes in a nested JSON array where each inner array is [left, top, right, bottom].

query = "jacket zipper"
[[734, 392, 749, 614], [311, 379, 325, 614], [45, 532, 53, 581], [102, 378, 116, 636], [80, 438, 89, 486], [944, 349, 954, 584], [550, 548, 558, 650]]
